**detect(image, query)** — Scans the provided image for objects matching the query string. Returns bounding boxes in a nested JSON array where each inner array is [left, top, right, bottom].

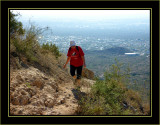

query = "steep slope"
[[10, 52, 95, 115], [10, 66, 76, 115]]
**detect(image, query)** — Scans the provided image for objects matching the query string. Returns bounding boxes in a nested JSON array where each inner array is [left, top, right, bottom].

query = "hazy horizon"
[[11, 9, 150, 39]]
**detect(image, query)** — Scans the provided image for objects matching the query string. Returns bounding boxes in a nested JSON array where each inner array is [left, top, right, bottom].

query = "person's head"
[[70, 41, 76, 48]]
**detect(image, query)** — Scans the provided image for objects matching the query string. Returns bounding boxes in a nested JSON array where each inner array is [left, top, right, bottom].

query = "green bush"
[[41, 43, 61, 58], [90, 79, 125, 115], [77, 59, 147, 115], [77, 94, 106, 115], [10, 12, 41, 62], [77, 60, 132, 115], [10, 28, 39, 62]]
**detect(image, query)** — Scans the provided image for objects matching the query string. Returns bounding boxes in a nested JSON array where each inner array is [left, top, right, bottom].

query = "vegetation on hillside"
[[76, 59, 150, 115], [10, 11, 61, 75], [85, 49, 150, 102]]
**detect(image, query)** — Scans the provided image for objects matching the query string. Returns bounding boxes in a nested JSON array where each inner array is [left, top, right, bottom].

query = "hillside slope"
[[10, 48, 150, 116], [10, 52, 95, 115]]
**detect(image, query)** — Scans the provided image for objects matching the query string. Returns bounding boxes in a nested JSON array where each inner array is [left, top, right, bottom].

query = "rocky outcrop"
[[10, 66, 79, 115], [9, 49, 96, 115], [82, 68, 95, 80]]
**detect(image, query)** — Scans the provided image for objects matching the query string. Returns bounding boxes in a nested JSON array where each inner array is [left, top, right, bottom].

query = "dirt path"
[[52, 81, 78, 115]]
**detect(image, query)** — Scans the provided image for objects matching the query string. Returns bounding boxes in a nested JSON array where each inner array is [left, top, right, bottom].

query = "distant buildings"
[[124, 53, 139, 56]]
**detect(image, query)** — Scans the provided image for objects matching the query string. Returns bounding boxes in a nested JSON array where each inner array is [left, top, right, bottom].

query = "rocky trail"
[[10, 66, 95, 115]]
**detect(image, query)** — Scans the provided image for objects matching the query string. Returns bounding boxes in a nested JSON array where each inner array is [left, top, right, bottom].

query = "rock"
[[82, 68, 94, 80], [47, 82, 58, 90], [66, 94, 70, 99], [10, 86, 31, 105], [11, 52, 18, 57], [18, 110, 23, 114], [31, 100, 44, 107], [57, 97, 66, 105], [122, 101, 129, 109], [12, 97, 20, 105], [139, 104, 144, 113], [20, 90, 27, 95], [44, 98, 56, 108], [16, 75, 24, 82], [26, 88, 37, 97], [130, 106, 137, 113], [20, 62, 29, 68], [42, 76, 48, 80], [19, 95, 29, 105], [10, 54, 80, 115], [10, 86, 15, 92], [61, 98, 66, 104], [32, 80, 44, 89], [43, 85, 57, 95], [72, 99, 77, 103], [12, 95, 29, 105]]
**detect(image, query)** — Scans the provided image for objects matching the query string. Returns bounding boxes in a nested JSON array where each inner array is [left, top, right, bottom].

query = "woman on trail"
[[63, 41, 86, 89]]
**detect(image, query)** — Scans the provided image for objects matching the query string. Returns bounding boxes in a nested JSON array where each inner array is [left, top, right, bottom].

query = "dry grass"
[[124, 89, 142, 105], [37, 50, 58, 68], [143, 102, 150, 115]]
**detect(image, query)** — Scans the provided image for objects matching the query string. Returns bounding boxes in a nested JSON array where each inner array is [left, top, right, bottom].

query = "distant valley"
[[84, 46, 133, 55], [84, 46, 150, 101]]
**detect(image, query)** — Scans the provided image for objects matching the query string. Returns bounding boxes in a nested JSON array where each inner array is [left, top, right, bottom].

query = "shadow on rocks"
[[71, 89, 86, 101]]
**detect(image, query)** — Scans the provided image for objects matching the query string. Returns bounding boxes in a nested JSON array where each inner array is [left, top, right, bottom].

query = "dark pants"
[[70, 65, 83, 79]]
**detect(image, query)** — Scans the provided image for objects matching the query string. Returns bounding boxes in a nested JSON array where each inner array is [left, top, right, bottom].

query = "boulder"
[[82, 68, 94, 80], [32, 80, 44, 90]]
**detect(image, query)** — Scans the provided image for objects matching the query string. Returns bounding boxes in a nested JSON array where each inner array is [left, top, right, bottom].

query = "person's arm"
[[63, 56, 71, 69], [81, 56, 86, 68]]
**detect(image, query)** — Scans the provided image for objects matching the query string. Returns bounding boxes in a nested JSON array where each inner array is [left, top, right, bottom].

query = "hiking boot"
[[73, 75, 76, 79], [76, 79, 81, 86], [72, 75, 77, 85]]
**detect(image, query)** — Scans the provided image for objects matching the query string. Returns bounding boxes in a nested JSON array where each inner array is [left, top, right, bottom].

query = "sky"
[[11, 9, 150, 39], [12, 10, 150, 22]]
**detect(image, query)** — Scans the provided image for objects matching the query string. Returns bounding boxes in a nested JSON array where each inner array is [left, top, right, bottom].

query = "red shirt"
[[67, 46, 84, 67]]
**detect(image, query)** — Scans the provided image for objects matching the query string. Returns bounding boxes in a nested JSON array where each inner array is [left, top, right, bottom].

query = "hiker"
[[63, 41, 86, 88]]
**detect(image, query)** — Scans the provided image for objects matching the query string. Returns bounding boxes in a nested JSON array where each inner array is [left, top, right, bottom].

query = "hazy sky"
[[11, 9, 150, 39], [12, 10, 150, 22]]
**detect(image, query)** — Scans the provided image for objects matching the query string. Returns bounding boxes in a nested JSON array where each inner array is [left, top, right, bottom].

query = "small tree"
[[10, 11, 25, 37]]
